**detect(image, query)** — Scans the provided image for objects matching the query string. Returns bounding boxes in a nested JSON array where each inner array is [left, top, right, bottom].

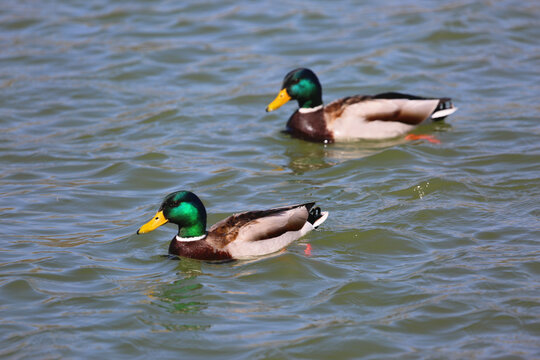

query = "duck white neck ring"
[[299, 105, 323, 113], [175, 233, 207, 242]]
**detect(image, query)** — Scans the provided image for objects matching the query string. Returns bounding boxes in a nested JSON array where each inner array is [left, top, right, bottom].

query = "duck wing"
[[208, 203, 314, 244], [325, 92, 445, 126], [207, 203, 323, 259], [324, 92, 457, 140]]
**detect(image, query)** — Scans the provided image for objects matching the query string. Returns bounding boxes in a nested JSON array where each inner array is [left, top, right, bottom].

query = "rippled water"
[[1, 0, 539, 358]]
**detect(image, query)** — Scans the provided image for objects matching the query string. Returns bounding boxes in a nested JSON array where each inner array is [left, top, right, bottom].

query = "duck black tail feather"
[[303, 202, 316, 212], [307, 206, 322, 225], [437, 98, 453, 110], [431, 98, 455, 120]]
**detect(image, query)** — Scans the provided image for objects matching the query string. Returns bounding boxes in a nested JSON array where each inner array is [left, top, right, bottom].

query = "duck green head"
[[137, 191, 207, 238], [266, 68, 323, 111]]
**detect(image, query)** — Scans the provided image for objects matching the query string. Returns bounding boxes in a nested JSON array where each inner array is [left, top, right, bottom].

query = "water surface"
[[1, 0, 539, 358]]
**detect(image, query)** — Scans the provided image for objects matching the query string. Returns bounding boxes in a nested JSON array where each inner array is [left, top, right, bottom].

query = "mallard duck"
[[266, 68, 457, 142], [137, 191, 328, 260]]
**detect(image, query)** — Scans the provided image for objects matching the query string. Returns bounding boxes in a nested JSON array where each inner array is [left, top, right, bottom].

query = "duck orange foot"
[[405, 134, 441, 144]]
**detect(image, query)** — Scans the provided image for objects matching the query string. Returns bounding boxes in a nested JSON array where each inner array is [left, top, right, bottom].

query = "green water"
[[1, 0, 539, 358]]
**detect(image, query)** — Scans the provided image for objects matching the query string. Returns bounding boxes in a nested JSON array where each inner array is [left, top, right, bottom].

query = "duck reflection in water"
[[282, 137, 408, 175], [144, 266, 211, 331]]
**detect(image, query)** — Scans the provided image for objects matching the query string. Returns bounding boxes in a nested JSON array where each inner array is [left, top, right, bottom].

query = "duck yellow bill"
[[137, 210, 168, 234], [266, 88, 291, 112]]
